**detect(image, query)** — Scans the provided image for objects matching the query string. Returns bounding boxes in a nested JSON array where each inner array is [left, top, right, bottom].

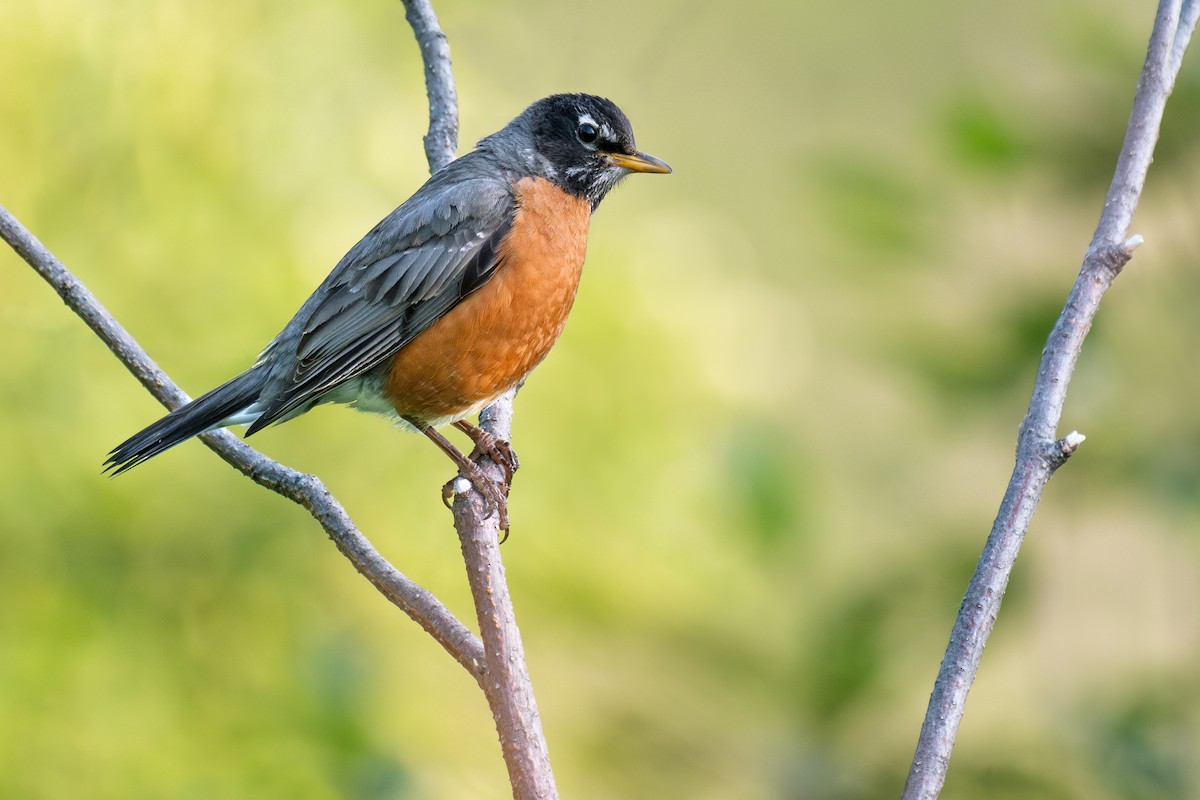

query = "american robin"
[[105, 93, 671, 529]]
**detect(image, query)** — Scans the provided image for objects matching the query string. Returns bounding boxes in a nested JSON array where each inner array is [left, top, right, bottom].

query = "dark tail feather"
[[104, 370, 263, 475]]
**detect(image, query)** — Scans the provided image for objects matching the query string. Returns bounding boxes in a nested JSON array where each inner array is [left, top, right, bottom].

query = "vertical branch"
[[901, 2, 1198, 798], [398, 3, 557, 797], [401, 0, 459, 172], [452, 434, 558, 799]]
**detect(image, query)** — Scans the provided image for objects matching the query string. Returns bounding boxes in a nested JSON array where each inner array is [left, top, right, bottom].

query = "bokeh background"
[[3, 0, 1199, 797]]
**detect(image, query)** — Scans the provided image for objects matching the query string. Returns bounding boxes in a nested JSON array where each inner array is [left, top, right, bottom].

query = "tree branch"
[[451, 388, 558, 798], [1, 0, 496, 698], [901, 2, 1199, 797], [401, 0, 459, 172], [400, 2, 558, 795], [0, 203, 485, 676]]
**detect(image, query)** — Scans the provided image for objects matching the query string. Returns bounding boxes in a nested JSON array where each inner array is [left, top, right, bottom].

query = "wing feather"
[[246, 160, 515, 433]]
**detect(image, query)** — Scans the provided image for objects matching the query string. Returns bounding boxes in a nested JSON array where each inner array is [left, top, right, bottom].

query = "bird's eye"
[[576, 121, 599, 144]]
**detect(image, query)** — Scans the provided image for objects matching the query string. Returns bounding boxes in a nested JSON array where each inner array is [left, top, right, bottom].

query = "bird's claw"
[[441, 466, 510, 538], [454, 420, 520, 488], [441, 478, 458, 510]]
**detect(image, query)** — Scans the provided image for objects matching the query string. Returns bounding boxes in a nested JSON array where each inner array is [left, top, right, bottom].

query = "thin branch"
[[0, 203, 485, 677], [452, 387, 558, 799], [901, 2, 1198, 797], [1170, 0, 1200, 75], [401, 0, 459, 172], [400, 1, 559, 794]]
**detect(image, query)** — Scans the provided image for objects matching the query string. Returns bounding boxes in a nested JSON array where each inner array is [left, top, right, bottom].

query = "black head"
[[482, 94, 671, 209]]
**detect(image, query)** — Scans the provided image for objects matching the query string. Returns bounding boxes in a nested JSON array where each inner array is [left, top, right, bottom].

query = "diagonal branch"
[[0, 203, 485, 678], [3, 0, 493, 683], [901, 1, 1199, 797]]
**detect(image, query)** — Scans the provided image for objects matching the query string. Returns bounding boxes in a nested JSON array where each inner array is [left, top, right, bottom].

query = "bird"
[[105, 93, 671, 530]]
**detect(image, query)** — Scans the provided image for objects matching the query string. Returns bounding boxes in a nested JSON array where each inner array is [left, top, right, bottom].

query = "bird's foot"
[[441, 463, 510, 537], [410, 416, 512, 539], [453, 420, 520, 487]]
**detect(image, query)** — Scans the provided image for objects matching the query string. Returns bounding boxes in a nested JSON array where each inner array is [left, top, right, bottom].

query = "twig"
[[400, 2, 559, 795], [0, 203, 485, 678], [401, 0, 459, 171], [901, 2, 1199, 797], [452, 388, 558, 799]]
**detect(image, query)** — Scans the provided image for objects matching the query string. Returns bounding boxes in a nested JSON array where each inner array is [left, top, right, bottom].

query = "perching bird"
[[105, 93, 671, 528]]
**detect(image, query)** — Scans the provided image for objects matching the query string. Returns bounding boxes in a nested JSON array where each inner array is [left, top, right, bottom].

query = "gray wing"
[[247, 165, 515, 433]]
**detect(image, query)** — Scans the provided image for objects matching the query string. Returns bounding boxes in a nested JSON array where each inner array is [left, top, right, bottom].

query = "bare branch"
[[901, 2, 1198, 797], [450, 443, 558, 798], [401, 0, 459, 172], [1170, 0, 1200, 82], [0, 188, 485, 682], [398, 1, 558, 793]]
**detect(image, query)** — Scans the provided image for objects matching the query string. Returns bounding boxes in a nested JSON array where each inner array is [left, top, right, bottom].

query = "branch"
[[401, 2, 558, 795], [0, 203, 485, 675], [901, 2, 1199, 797], [449, 388, 558, 798], [401, 0, 459, 172], [1, 6, 491, 681]]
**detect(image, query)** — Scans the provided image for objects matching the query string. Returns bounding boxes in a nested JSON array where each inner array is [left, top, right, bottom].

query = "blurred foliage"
[[3, 0, 1200, 797]]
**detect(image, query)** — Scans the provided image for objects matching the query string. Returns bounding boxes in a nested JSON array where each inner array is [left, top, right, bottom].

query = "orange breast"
[[384, 176, 591, 425]]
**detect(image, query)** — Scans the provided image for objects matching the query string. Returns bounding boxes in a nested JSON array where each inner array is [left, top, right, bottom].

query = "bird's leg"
[[452, 419, 520, 487], [407, 417, 509, 533]]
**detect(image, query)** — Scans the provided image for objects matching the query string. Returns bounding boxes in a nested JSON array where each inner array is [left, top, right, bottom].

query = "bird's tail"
[[104, 369, 264, 475]]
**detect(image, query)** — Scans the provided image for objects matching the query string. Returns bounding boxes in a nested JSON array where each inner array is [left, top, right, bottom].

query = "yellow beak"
[[606, 151, 673, 174]]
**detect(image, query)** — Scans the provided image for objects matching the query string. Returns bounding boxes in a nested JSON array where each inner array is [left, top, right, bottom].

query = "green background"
[[3, 0, 1199, 797]]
